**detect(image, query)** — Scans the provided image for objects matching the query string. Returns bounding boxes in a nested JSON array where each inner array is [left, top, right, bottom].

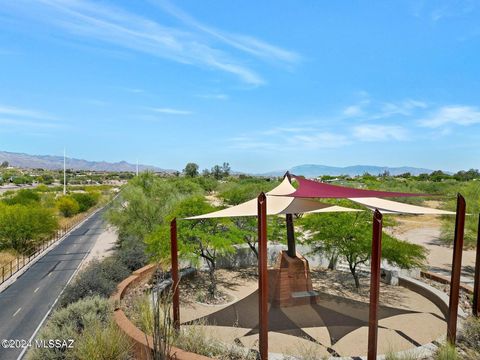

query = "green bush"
[[57, 196, 80, 217], [115, 235, 147, 271], [59, 258, 130, 307], [72, 320, 132, 360], [0, 203, 58, 253], [460, 316, 480, 356], [2, 189, 40, 205], [435, 342, 458, 360], [71, 192, 99, 212], [27, 296, 112, 360]]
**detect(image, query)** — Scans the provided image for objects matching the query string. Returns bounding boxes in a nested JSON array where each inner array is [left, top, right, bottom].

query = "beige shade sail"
[[185, 177, 361, 220], [349, 197, 456, 215]]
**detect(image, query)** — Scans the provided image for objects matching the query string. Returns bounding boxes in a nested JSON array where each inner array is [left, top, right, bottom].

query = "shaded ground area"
[[180, 268, 446, 357]]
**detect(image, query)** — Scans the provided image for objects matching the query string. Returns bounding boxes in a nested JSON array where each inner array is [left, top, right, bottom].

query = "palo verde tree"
[[147, 196, 243, 299], [106, 172, 185, 242], [300, 209, 427, 289]]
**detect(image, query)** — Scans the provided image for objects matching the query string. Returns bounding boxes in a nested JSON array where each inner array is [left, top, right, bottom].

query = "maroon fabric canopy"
[[287, 175, 429, 198]]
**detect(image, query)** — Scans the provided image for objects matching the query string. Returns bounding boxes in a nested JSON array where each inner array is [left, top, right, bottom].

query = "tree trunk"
[[206, 260, 216, 299], [328, 252, 338, 270], [349, 264, 360, 290], [353, 273, 360, 289], [246, 238, 258, 258]]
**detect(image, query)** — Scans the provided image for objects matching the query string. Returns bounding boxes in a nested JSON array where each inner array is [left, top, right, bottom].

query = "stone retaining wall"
[[111, 264, 213, 360]]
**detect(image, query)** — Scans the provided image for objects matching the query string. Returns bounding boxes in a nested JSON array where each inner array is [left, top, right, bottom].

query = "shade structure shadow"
[[183, 290, 418, 346]]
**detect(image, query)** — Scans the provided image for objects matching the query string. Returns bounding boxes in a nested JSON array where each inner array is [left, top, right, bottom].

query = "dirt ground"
[[385, 213, 476, 285], [80, 225, 117, 268]]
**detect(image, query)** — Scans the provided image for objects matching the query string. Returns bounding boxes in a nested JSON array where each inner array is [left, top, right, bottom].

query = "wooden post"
[[474, 214, 480, 317], [258, 193, 268, 360], [170, 218, 180, 331], [286, 214, 296, 258], [447, 194, 466, 344], [367, 209, 383, 360]]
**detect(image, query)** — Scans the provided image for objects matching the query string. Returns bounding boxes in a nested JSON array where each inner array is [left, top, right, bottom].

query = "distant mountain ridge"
[[261, 164, 436, 177], [0, 151, 170, 172]]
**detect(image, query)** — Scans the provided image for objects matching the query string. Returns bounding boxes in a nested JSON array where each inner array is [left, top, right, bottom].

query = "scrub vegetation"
[[16, 163, 480, 359]]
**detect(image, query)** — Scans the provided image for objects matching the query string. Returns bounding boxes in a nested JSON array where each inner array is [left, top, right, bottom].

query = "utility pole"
[[136, 159, 139, 176], [63, 148, 66, 195]]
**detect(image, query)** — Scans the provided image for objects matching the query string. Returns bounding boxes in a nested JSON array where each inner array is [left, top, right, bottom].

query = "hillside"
[[0, 151, 169, 172], [261, 164, 435, 177]]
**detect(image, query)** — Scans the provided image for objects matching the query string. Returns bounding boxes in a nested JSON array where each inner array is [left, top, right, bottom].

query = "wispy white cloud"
[[0, 104, 63, 130], [123, 88, 145, 94], [419, 105, 480, 127], [353, 124, 409, 142], [289, 132, 350, 148], [343, 105, 364, 117], [196, 93, 229, 100], [2, 0, 300, 85], [0, 117, 60, 128], [153, 0, 301, 65], [0, 104, 55, 120], [151, 107, 192, 115]]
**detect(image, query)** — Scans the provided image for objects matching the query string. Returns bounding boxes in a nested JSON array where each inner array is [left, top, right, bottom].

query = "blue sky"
[[0, 0, 479, 173]]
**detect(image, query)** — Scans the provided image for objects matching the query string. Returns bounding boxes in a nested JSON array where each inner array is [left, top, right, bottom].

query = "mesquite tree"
[[300, 209, 427, 289]]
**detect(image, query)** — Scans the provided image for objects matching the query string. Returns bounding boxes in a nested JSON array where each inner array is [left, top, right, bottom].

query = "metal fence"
[[0, 208, 98, 286]]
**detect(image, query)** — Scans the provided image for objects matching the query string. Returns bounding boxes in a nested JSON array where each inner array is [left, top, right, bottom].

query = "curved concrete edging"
[[111, 264, 213, 360]]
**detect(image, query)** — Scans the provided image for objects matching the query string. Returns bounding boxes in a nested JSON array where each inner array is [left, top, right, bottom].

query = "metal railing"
[[0, 207, 100, 286]]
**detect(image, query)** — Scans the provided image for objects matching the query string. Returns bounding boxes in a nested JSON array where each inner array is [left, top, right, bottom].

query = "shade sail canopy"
[[286, 176, 430, 199], [349, 197, 456, 215], [185, 177, 361, 220]]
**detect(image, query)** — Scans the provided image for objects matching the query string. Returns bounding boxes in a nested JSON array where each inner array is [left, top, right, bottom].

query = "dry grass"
[[0, 249, 17, 268]]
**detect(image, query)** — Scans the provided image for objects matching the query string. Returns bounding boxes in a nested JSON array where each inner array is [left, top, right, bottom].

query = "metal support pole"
[[447, 194, 466, 344], [474, 214, 480, 317], [367, 209, 383, 360], [258, 193, 268, 360], [286, 214, 296, 258], [170, 218, 180, 331]]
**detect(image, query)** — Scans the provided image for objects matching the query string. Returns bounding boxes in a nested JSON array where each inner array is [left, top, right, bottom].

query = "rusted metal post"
[[170, 218, 180, 331], [367, 209, 383, 360], [474, 214, 480, 317], [258, 193, 268, 360], [447, 194, 466, 344], [286, 214, 296, 258]]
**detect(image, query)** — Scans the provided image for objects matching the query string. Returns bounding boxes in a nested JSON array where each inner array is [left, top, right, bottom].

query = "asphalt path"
[[0, 209, 107, 360]]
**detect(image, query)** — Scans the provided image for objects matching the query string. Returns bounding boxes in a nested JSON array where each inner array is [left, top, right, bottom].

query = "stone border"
[[111, 263, 213, 360], [421, 270, 474, 294]]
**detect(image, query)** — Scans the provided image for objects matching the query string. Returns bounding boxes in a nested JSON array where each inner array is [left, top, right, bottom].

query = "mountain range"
[[1, 150, 437, 176], [0, 151, 169, 172], [260, 164, 435, 177]]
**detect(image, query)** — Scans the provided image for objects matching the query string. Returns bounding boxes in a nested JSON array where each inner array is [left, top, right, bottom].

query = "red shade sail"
[[287, 175, 429, 198]]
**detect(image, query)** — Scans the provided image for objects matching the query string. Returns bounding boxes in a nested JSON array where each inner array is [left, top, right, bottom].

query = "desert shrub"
[[57, 196, 80, 217], [384, 351, 418, 360], [0, 203, 58, 253], [459, 316, 480, 356], [71, 192, 100, 212], [115, 236, 147, 271], [2, 189, 40, 205], [27, 296, 111, 360], [174, 321, 255, 359], [59, 258, 130, 307], [72, 320, 131, 360], [435, 342, 458, 360]]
